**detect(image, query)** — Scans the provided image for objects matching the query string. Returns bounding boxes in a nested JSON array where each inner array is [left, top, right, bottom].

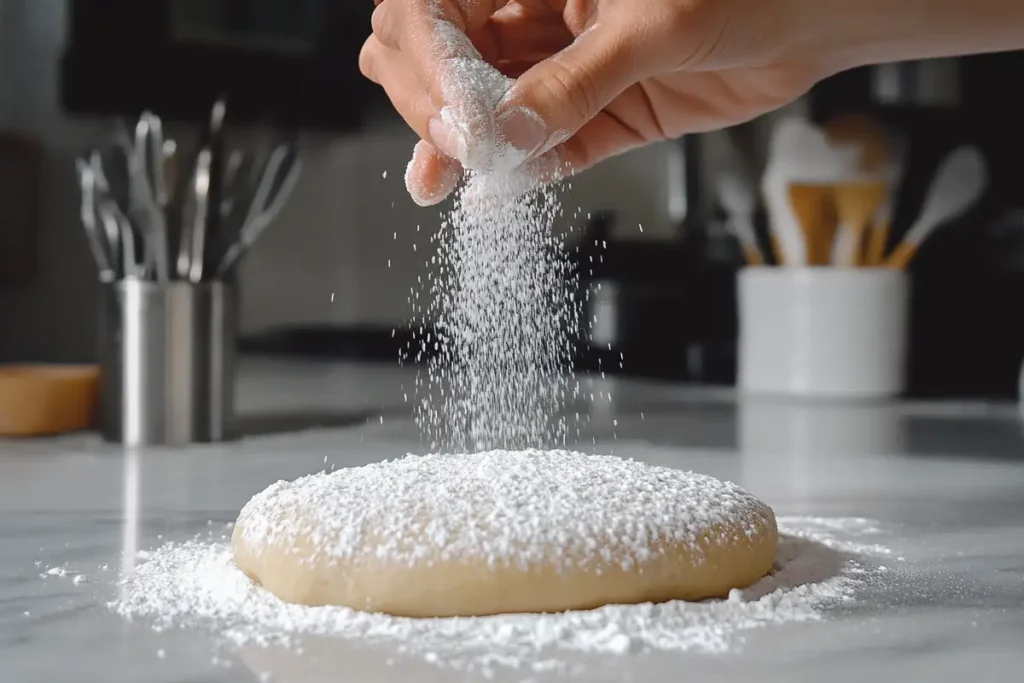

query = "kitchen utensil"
[[88, 150, 121, 268], [162, 138, 177, 195], [220, 150, 246, 220], [865, 215, 892, 267], [98, 278, 237, 446], [787, 184, 836, 266], [95, 200, 125, 279], [177, 99, 226, 282], [824, 114, 892, 267], [91, 152, 140, 280], [215, 141, 302, 277], [74, 158, 116, 282], [204, 98, 227, 258], [0, 364, 100, 437], [831, 180, 888, 267], [161, 137, 183, 265], [865, 135, 907, 266], [762, 117, 861, 266], [718, 169, 764, 265], [186, 148, 213, 283], [886, 145, 987, 269], [142, 114, 169, 280], [133, 112, 170, 280], [98, 195, 139, 279], [145, 114, 169, 210], [737, 266, 909, 398], [80, 104, 297, 286], [97, 135, 133, 218]]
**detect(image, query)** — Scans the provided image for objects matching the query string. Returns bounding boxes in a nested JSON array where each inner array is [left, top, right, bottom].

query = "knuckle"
[[358, 38, 380, 81], [371, 2, 398, 49], [370, 6, 384, 34], [540, 58, 601, 125]]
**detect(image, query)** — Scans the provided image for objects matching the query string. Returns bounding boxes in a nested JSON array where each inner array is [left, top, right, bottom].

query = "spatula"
[[886, 146, 987, 269]]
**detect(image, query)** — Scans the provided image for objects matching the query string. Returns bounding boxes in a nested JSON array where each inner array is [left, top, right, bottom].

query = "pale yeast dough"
[[232, 450, 778, 618]]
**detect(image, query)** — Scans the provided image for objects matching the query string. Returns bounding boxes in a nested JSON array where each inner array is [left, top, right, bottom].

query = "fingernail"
[[497, 107, 547, 157], [428, 117, 466, 162]]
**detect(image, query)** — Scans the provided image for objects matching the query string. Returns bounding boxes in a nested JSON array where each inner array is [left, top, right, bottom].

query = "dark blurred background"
[[2, 0, 1023, 400]]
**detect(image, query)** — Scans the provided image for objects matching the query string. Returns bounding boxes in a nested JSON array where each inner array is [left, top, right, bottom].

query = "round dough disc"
[[232, 450, 778, 618]]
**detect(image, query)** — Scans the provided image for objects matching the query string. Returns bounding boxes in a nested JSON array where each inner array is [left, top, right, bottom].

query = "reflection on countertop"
[[1, 355, 1023, 682]]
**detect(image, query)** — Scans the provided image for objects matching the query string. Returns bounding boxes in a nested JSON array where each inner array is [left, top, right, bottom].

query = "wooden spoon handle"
[[865, 220, 891, 266]]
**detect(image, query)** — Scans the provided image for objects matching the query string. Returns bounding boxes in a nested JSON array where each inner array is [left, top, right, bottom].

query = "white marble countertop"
[[2, 355, 1024, 682]]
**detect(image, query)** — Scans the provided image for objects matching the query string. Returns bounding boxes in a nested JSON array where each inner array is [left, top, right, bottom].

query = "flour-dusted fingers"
[[406, 140, 463, 207], [371, 1, 523, 165], [360, 35, 465, 205]]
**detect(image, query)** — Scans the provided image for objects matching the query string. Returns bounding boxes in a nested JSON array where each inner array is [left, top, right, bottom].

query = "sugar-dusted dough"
[[232, 450, 778, 618]]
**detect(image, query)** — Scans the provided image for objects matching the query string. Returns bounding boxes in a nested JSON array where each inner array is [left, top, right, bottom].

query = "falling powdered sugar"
[[411, 179, 575, 452], [112, 516, 888, 676], [406, 20, 577, 452]]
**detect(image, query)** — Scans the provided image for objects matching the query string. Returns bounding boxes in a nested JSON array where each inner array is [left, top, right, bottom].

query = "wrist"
[[781, 0, 1024, 76]]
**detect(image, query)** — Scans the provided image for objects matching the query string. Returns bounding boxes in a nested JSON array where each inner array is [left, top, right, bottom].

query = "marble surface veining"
[[1, 356, 1024, 683]]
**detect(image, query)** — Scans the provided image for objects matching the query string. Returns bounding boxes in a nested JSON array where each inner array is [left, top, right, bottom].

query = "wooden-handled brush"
[[788, 184, 836, 266], [824, 114, 891, 267]]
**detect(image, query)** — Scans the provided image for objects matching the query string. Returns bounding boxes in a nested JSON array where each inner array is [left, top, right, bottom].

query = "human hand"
[[360, 0, 831, 206]]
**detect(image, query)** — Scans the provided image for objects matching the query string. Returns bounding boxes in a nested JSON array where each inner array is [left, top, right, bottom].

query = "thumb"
[[496, 24, 643, 162]]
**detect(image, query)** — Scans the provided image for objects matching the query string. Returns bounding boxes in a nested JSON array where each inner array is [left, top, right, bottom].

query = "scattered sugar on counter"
[[112, 516, 891, 674]]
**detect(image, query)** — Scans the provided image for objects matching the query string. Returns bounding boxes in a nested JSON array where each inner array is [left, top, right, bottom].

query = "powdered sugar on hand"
[[112, 516, 892, 675], [432, 18, 540, 174]]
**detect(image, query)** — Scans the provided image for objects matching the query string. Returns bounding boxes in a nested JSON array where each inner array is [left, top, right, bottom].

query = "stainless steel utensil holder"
[[99, 279, 238, 446]]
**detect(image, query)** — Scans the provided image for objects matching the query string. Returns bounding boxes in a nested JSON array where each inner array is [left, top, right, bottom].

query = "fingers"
[[373, 0, 537, 171], [359, 37, 439, 148], [554, 110, 649, 176], [366, 1, 580, 166], [362, 32, 464, 206], [405, 140, 463, 207], [368, 0, 653, 203], [484, 10, 574, 65], [372, 0, 509, 100], [401, 99, 650, 207], [497, 23, 647, 162]]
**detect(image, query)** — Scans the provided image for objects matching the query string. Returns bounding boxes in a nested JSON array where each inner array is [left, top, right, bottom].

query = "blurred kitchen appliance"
[[572, 204, 738, 384], [61, 0, 378, 129]]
